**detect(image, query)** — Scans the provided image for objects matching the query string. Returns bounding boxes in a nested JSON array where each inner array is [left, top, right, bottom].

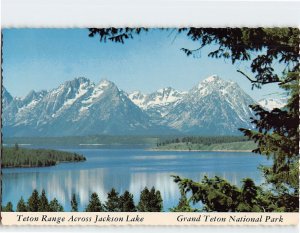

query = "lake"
[[2, 146, 271, 211]]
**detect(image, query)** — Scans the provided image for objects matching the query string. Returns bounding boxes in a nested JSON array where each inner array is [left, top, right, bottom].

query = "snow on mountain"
[[129, 87, 185, 109], [258, 98, 287, 111], [2, 87, 13, 109], [3, 77, 164, 137], [3, 75, 258, 136], [128, 87, 186, 120], [165, 75, 257, 135]]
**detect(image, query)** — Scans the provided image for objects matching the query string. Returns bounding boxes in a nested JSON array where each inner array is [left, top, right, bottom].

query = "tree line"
[[2, 187, 163, 212], [157, 136, 251, 147], [2, 144, 86, 168]]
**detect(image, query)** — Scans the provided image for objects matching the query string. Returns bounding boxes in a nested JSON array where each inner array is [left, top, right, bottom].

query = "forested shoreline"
[[2, 145, 86, 168], [155, 136, 256, 151]]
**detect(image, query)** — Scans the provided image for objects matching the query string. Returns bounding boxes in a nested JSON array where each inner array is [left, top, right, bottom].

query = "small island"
[[154, 136, 256, 152], [2, 144, 86, 168]]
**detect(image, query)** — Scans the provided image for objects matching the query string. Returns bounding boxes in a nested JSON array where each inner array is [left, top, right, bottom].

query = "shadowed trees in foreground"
[[2, 187, 163, 212]]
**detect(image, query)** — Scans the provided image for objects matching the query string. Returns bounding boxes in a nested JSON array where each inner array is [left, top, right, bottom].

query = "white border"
[[1, 0, 300, 27]]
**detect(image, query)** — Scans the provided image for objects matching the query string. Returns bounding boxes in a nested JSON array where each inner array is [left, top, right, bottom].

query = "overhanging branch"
[[237, 70, 281, 85]]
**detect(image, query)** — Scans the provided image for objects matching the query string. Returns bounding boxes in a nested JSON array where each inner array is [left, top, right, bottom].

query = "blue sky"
[[3, 28, 284, 100]]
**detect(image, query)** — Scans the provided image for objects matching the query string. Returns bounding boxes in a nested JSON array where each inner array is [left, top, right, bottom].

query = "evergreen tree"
[[3, 202, 14, 212], [38, 189, 50, 211], [27, 189, 39, 212], [170, 190, 196, 212], [17, 197, 28, 212], [71, 193, 78, 212], [85, 192, 104, 212], [240, 73, 299, 211], [105, 188, 120, 212], [119, 191, 136, 212], [137, 187, 163, 212], [49, 198, 64, 212]]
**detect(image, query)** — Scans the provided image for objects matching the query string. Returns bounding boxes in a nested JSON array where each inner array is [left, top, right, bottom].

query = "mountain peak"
[[75, 77, 90, 83], [157, 87, 172, 92], [202, 74, 220, 83], [2, 87, 13, 107], [97, 79, 114, 87], [197, 75, 223, 90], [23, 89, 48, 102], [258, 97, 287, 110]]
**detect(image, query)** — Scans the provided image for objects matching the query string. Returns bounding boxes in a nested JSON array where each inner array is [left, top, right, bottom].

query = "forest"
[[157, 136, 251, 146], [2, 144, 86, 168], [2, 188, 163, 212], [155, 136, 256, 151]]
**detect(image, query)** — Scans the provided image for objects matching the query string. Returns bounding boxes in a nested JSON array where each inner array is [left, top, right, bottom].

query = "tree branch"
[[237, 70, 281, 85]]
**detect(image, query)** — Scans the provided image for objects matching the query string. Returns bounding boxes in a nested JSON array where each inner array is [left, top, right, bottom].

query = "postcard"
[[1, 27, 299, 226]]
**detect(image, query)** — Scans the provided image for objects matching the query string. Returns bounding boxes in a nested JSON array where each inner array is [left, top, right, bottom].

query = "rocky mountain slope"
[[3, 75, 261, 136]]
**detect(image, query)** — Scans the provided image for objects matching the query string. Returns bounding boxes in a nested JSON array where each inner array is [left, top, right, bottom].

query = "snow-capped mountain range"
[[2, 75, 284, 137], [258, 98, 287, 111]]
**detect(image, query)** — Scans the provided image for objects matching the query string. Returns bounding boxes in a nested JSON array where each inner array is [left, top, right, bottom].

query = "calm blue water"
[[2, 147, 271, 211]]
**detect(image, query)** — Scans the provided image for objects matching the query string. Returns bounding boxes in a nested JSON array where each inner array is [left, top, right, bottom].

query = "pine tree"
[[119, 191, 136, 212], [105, 188, 120, 212], [49, 198, 64, 212], [28, 189, 39, 212], [240, 73, 299, 211], [170, 190, 196, 212], [137, 187, 163, 212], [85, 192, 104, 212], [3, 202, 14, 212], [17, 197, 28, 212], [71, 194, 78, 212], [38, 189, 50, 211]]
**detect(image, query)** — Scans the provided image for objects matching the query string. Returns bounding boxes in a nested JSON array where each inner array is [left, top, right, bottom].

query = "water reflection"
[[2, 149, 270, 211]]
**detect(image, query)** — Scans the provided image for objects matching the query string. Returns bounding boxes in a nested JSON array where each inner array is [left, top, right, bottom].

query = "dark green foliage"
[[49, 198, 64, 212], [85, 192, 104, 212], [89, 27, 148, 44], [181, 28, 299, 87], [137, 187, 163, 212], [17, 197, 28, 212], [71, 194, 78, 212], [157, 136, 251, 147], [2, 202, 14, 212], [173, 175, 275, 212], [38, 189, 50, 211], [2, 146, 86, 168], [16, 190, 64, 212], [105, 188, 120, 212], [119, 191, 136, 212], [170, 190, 197, 212], [27, 189, 39, 212], [239, 73, 299, 211]]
